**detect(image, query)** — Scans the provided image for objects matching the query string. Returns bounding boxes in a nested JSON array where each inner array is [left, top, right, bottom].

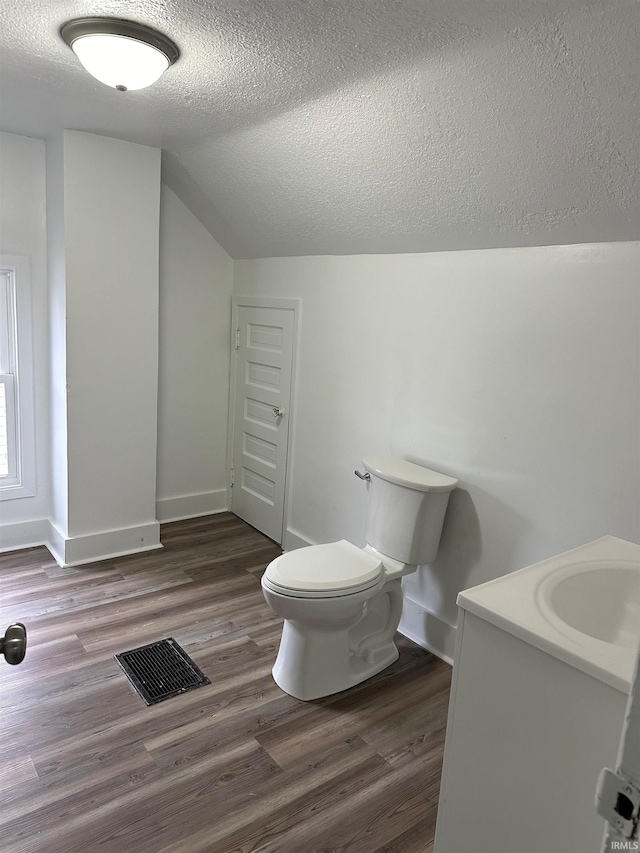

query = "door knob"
[[272, 407, 285, 417], [1, 622, 27, 665]]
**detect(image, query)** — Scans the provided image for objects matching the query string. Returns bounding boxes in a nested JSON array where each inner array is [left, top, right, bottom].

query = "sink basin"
[[458, 537, 640, 693], [546, 561, 640, 647]]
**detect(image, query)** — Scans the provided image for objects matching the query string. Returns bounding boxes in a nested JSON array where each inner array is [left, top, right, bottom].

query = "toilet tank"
[[362, 457, 458, 565]]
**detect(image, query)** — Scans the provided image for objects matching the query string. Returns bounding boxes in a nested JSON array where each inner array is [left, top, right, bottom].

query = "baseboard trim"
[[1, 518, 164, 568], [156, 490, 228, 523], [61, 522, 162, 567], [399, 592, 456, 665], [46, 520, 67, 566], [0, 518, 50, 552]]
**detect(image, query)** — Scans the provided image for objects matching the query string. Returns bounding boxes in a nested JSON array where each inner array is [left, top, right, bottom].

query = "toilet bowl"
[[262, 456, 458, 701], [262, 540, 409, 700]]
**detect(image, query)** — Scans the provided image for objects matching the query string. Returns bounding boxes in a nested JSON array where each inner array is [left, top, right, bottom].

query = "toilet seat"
[[263, 540, 383, 598], [262, 575, 382, 599]]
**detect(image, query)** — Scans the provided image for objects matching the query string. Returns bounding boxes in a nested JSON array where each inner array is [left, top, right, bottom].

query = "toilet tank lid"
[[363, 456, 458, 493], [265, 540, 383, 591]]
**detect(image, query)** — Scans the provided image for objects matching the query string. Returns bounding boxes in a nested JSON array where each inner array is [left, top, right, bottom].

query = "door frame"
[[227, 296, 301, 545]]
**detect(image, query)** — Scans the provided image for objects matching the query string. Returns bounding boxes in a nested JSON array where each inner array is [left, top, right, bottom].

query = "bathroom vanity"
[[434, 536, 640, 853]]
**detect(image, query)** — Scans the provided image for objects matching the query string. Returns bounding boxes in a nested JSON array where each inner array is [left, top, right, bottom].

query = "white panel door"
[[231, 305, 294, 542]]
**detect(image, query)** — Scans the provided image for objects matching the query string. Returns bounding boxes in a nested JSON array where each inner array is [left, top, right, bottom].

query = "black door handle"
[[1, 622, 27, 665]]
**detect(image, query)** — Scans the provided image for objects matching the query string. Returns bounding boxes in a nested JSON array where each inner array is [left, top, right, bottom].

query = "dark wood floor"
[[0, 513, 451, 853]]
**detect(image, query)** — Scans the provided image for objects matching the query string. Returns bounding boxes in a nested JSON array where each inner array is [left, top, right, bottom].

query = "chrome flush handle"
[[354, 470, 371, 481]]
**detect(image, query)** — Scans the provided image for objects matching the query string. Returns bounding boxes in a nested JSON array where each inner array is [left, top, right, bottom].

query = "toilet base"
[[272, 622, 400, 701], [266, 577, 405, 701]]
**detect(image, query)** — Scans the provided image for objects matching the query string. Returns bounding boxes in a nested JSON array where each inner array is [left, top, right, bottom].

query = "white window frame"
[[0, 255, 36, 500]]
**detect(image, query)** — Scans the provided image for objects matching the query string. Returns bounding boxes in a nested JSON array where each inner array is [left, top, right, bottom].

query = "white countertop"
[[458, 536, 640, 693]]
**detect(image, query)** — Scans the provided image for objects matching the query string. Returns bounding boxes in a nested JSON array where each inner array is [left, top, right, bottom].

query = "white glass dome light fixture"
[[61, 18, 179, 91]]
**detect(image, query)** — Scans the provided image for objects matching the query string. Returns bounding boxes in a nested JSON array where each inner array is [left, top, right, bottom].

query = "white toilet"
[[261, 456, 458, 700]]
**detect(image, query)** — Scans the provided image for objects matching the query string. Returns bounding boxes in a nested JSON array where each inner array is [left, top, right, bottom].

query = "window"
[[0, 256, 35, 499]]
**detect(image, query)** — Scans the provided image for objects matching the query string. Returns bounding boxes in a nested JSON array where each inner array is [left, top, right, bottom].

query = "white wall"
[[0, 132, 51, 546], [156, 185, 233, 521], [53, 131, 162, 564], [235, 242, 640, 660], [46, 132, 68, 545], [0, 132, 234, 562]]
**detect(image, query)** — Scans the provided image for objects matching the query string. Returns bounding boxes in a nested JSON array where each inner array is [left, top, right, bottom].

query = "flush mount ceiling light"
[[61, 18, 179, 91]]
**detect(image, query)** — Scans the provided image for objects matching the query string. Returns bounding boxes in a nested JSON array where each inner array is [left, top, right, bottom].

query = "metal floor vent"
[[115, 638, 210, 705]]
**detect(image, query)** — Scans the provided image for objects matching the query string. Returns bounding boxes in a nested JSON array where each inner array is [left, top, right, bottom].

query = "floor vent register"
[[115, 638, 210, 705]]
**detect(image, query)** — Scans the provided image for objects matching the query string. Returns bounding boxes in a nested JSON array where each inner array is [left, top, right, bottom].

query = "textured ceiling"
[[0, 0, 638, 258]]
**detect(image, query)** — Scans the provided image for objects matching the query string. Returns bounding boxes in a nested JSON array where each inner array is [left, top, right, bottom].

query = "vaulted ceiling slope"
[[0, 1, 638, 259]]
